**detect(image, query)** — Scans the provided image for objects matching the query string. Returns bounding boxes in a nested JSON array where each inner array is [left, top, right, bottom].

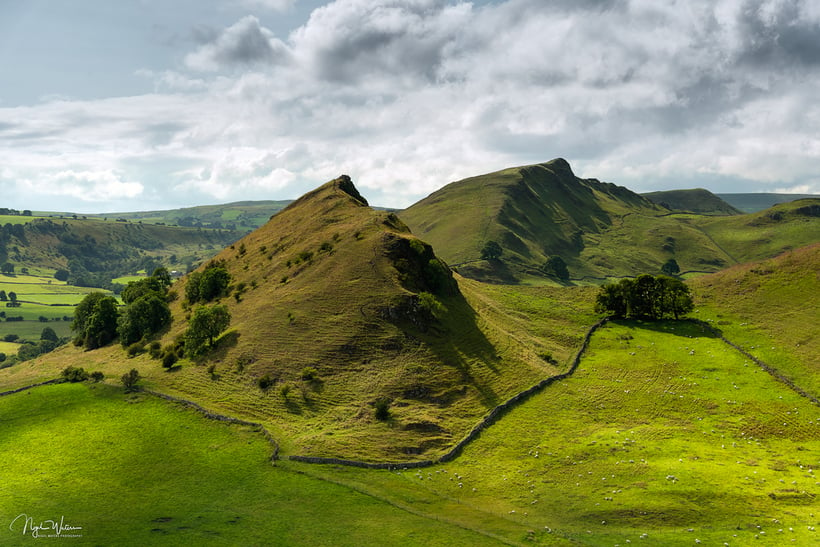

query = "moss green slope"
[[6, 176, 592, 463], [643, 188, 741, 215], [400, 158, 666, 282]]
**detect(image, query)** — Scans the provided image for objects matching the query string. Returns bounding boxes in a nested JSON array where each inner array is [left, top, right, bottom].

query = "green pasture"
[[0, 341, 19, 355], [0, 320, 72, 342], [299, 320, 820, 545], [0, 382, 502, 546], [112, 274, 146, 285], [0, 215, 39, 225]]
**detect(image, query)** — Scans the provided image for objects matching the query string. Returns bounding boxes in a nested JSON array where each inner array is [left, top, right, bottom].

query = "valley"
[[1, 162, 817, 545]]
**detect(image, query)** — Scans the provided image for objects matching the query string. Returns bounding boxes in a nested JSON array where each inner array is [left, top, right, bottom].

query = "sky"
[[1, 0, 819, 213]]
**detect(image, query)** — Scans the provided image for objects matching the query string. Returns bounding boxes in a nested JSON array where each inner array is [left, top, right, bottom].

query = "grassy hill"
[[399, 159, 668, 282], [399, 160, 820, 283], [690, 242, 819, 397], [5, 176, 599, 462], [718, 192, 819, 213], [642, 188, 741, 215]]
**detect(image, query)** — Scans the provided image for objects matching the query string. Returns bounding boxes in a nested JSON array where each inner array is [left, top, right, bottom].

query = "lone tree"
[[121, 368, 141, 392], [542, 255, 570, 281], [480, 240, 503, 261], [184, 304, 231, 357], [661, 258, 681, 277], [596, 274, 693, 320]]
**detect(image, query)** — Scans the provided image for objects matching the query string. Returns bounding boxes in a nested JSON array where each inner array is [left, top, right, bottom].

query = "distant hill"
[[0, 216, 240, 286], [717, 193, 818, 213], [400, 160, 820, 283], [643, 188, 741, 215], [78, 200, 294, 230], [400, 158, 667, 282]]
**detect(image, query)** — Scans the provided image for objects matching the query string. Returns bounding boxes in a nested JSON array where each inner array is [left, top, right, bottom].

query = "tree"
[[121, 368, 141, 392], [661, 258, 680, 277], [1, 263, 14, 275], [480, 240, 503, 261], [72, 292, 119, 349], [121, 277, 164, 305], [184, 304, 231, 356], [152, 266, 172, 289], [8, 291, 17, 304], [54, 269, 69, 282], [542, 256, 570, 281], [41, 326, 59, 342], [117, 293, 172, 346], [0, 290, 6, 301]]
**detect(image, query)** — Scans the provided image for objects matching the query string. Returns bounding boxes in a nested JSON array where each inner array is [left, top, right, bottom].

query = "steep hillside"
[[643, 188, 741, 215], [400, 160, 819, 283], [11, 176, 580, 462], [400, 158, 666, 282], [690, 242, 819, 396]]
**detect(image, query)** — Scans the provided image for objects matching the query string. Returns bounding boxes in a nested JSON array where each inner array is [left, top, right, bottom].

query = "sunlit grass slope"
[[690, 242, 820, 397], [400, 161, 818, 283], [5, 177, 599, 462], [399, 158, 666, 281], [0, 382, 502, 546], [302, 319, 820, 545]]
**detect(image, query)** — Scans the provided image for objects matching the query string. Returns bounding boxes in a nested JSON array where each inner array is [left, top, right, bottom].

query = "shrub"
[[374, 398, 391, 421], [121, 368, 141, 392], [301, 367, 318, 381], [90, 371, 105, 382], [62, 366, 90, 383], [126, 342, 145, 357], [258, 374, 275, 390], [148, 341, 162, 359], [4, 334, 19, 342], [162, 351, 178, 369], [279, 383, 292, 399]]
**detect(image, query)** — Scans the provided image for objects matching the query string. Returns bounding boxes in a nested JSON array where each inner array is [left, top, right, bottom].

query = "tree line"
[[595, 274, 694, 320]]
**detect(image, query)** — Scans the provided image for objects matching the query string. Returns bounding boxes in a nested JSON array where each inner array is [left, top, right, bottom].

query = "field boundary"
[[0, 378, 66, 397], [142, 389, 281, 462], [695, 320, 820, 406], [290, 317, 610, 469]]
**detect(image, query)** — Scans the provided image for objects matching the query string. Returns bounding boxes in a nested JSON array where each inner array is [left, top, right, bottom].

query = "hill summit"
[[151, 175, 559, 460], [399, 158, 665, 282]]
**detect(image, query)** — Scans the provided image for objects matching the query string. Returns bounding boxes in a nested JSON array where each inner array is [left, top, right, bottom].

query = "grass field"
[[0, 382, 503, 546], [295, 319, 820, 545]]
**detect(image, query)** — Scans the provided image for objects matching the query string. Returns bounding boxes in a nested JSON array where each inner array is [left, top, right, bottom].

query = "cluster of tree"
[[73, 268, 173, 350], [595, 274, 694, 320], [0, 208, 32, 216], [16, 327, 66, 361], [480, 240, 503, 261], [71, 264, 233, 363], [185, 261, 231, 303]]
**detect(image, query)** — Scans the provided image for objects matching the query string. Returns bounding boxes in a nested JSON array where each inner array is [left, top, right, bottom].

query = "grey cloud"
[[185, 16, 291, 71], [735, 0, 820, 68]]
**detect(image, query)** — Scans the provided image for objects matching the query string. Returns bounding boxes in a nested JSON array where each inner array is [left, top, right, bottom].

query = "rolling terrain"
[[399, 159, 820, 283], [642, 188, 741, 215], [1, 166, 818, 545]]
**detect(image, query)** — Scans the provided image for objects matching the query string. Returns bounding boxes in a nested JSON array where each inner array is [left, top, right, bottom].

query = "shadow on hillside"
[[200, 330, 241, 364], [611, 318, 722, 339], [415, 294, 503, 408]]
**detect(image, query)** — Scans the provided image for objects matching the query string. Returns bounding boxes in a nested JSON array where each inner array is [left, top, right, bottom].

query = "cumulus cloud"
[[2, 0, 818, 212], [26, 170, 143, 202], [185, 16, 291, 71]]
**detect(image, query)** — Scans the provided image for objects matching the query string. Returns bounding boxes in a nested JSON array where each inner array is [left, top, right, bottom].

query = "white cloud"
[[1, 0, 818, 213], [24, 170, 144, 202]]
